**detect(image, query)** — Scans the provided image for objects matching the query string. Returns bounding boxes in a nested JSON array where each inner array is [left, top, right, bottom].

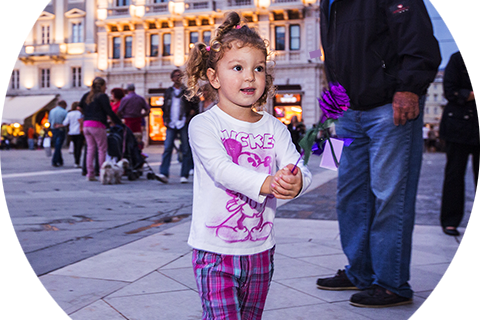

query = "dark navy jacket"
[[440, 52, 479, 146], [320, 0, 441, 110]]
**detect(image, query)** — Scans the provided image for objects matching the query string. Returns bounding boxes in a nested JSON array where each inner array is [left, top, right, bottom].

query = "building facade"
[[6, 0, 325, 144], [9, 0, 97, 106]]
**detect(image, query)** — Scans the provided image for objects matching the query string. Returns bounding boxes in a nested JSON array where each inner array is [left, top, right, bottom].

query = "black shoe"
[[316, 269, 359, 291], [443, 227, 460, 236], [350, 285, 412, 308]]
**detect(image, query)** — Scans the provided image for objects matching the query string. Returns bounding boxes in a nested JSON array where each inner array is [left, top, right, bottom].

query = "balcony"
[[225, 0, 255, 9], [110, 58, 135, 70], [107, 6, 130, 17], [145, 3, 169, 15], [146, 56, 174, 68], [19, 43, 66, 62], [271, 0, 303, 4], [184, 0, 214, 12], [272, 50, 305, 63]]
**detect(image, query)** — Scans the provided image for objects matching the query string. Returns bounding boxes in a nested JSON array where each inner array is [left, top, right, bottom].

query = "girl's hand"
[[271, 164, 302, 199]]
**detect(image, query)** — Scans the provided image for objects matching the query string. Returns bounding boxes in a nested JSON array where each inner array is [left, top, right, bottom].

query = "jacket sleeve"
[[99, 94, 123, 125], [443, 52, 472, 106], [384, 0, 441, 96]]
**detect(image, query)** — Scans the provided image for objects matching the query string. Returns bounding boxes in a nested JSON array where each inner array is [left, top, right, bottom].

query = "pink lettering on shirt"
[[206, 130, 276, 243]]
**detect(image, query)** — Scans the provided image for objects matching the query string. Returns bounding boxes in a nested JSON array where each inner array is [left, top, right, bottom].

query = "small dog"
[[100, 159, 129, 185]]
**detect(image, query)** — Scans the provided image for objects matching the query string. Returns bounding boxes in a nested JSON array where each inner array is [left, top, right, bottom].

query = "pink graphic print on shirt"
[[207, 131, 274, 243]]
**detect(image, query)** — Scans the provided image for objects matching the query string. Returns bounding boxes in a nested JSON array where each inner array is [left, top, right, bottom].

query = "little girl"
[[185, 11, 312, 319]]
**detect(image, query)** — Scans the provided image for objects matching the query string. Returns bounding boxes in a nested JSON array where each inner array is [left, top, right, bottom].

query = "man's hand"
[[392, 92, 419, 126]]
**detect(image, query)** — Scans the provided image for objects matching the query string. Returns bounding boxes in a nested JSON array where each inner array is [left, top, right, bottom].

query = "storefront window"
[[273, 93, 302, 124], [149, 96, 166, 142]]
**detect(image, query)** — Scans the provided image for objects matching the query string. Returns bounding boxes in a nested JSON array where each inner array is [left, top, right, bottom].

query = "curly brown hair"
[[184, 11, 274, 110]]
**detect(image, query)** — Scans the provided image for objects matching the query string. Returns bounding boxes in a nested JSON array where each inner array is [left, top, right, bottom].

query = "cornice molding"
[[65, 8, 87, 19], [38, 11, 55, 21]]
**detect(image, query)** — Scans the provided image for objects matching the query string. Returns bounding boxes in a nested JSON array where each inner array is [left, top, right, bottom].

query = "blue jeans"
[[160, 125, 192, 178], [51, 128, 65, 166], [335, 99, 424, 298]]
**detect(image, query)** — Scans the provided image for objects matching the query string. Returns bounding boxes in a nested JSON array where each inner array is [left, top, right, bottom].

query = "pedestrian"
[[439, 51, 479, 236], [184, 11, 312, 319], [157, 69, 198, 184], [79, 77, 123, 181], [110, 87, 125, 114], [287, 115, 305, 153], [49, 100, 68, 167], [117, 83, 150, 144], [316, 0, 441, 308], [422, 124, 430, 153], [27, 126, 35, 150], [427, 124, 437, 152], [62, 101, 84, 168]]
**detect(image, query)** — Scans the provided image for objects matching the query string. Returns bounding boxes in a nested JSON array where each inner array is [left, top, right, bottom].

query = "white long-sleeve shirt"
[[188, 105, 312, 255], [62, 110, 83, 135]]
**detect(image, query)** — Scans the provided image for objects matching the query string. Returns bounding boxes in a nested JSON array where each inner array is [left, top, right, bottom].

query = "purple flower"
[[319, 82, 350, 123]]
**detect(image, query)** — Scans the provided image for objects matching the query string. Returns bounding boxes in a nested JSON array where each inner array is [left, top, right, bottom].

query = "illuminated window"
[[163, 33, 171, 56], [125, 36, 133, 58], [72, 22, 83, 43], [290, 25, 300, 50], [113, 37, 121, 59], [275, 26, 285, 51], [11, 70, 19, 90], [72, 67, 82, 88], [150, 34, 159, 56], [41, 69, 50, 88]]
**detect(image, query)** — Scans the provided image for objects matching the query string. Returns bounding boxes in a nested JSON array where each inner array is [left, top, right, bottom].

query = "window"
[[190, 32, 199, 47], [116, 0, 129, 6], [42, 25, 50, 44], [275, 26, 285, 51], [113, 37, 121, 59], [72, 22, 83, 43], [125, 36, 133, 58], [10, 27, 20, 47], [289, 25, 300, 50], [72, 67, 82, 88], [150, 34, 159, 57], [203, 31, 211, 44], [41, 69, 50, 88], [154, 0, 167, 2], [163, 33, 171, 56], [11, 70, 19, 90]]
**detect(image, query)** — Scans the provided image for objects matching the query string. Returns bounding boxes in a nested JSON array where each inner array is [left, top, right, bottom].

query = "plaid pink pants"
[[192, 247, 275, 320]]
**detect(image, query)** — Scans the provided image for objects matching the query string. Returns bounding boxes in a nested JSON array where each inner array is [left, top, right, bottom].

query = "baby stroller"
[[107, 124, 152, 181]]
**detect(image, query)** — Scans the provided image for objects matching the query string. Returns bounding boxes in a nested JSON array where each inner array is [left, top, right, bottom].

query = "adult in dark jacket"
[[80, 77, 123, 181], [439, 51, 479, 236], [316, 0, 441, 308], [157, 69, 198, 184]]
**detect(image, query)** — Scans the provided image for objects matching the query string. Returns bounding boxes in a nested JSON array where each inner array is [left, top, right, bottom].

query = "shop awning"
[[2, 95, 58, 124]]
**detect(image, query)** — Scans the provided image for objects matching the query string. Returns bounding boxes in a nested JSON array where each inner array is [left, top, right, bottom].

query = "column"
[[134, 23, 146, 69], [85, 0, 95, 45], [55, 0, 64, 44], [97, 26, 108, 71], [173, 20, 185, 67]]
